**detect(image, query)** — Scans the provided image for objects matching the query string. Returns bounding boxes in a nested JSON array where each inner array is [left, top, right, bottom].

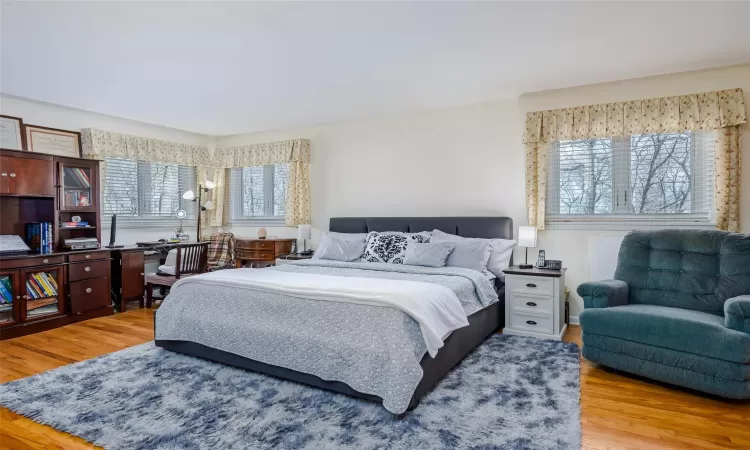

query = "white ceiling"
[[2, 1, 749, 136]]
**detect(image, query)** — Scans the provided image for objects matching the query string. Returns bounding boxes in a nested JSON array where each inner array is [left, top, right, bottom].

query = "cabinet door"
[[58, 159, 98, 211], [121, 251, 145, 301], [0, 270, 20, 327], [0, 155, 54, 196], [20, 265, 65, 321]]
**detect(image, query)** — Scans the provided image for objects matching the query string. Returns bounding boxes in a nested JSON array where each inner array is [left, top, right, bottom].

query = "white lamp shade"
[[298, 224, 312, 240], [182, 190, 195, 200], [517, 226, 538, 248], [204, 180, 216, 190], [203, 200, 215, 211]]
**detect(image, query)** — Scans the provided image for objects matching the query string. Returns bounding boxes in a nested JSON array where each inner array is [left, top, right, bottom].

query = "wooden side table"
[[502, 265, 567, 340], [234, 238, 296, 268]]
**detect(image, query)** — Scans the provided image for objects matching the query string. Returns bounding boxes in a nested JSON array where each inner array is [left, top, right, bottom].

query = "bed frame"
[[155, 216, 513, 411]]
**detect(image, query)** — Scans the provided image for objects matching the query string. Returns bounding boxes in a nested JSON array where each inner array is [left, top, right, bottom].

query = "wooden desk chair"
[[145, 242, 208, 308]]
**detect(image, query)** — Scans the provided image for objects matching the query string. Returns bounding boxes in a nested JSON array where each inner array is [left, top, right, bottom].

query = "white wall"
[[218, 64, 750, 320], [216, 98, 526, 246], [0, 95, 212, 244]]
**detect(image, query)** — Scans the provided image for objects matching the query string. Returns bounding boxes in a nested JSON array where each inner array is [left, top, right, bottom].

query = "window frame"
[[228, 164, 287, 226], [101, 158, 197, 229], [545, 131, 715, 230]]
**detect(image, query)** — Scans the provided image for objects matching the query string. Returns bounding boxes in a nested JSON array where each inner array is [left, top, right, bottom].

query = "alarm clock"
[[545, 260, 563, 270]]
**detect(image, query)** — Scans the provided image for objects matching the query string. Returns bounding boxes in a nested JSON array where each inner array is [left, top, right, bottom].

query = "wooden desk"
[[235, 238, 295, 268]]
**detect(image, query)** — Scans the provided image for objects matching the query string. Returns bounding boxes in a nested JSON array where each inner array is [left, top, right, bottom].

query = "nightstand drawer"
[[509, 312, 554, 335], [510, 292, 554, 315], [507, 275, 554, 297]]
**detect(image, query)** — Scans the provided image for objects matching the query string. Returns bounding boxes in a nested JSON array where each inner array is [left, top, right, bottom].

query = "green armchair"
[[579, 229, 750, 399]]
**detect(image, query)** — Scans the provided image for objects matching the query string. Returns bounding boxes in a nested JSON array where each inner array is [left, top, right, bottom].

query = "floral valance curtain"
[[81, 128, 211, 165], [214, 139, 310, 167], [523, 88, 747, 231], [82, 129, 311, 229]]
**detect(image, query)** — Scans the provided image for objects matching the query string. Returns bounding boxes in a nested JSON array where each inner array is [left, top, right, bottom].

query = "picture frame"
[[0, 115, 26, 151], [24, 124, 82, 158]]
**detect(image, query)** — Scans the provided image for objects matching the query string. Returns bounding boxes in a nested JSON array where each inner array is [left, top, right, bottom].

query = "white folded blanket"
[[171, 269, 469, 357]]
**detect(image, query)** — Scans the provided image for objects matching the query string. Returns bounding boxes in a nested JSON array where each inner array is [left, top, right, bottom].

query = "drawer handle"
[[526, 320, 537, 325], [85, 288, 92, 294], [43, 259, 49, 264], [526, 302, 537, 307], [0, 173, 6, 176], [84, 266, 91, 272], [9, 173, 15, 177], [526, 283, 537, 288], [85, 255, 91, 259]]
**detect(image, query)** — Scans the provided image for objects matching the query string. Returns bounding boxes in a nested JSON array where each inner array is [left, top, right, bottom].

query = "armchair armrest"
[[577, 280, 629, 309], [725, 296, 750, 334]]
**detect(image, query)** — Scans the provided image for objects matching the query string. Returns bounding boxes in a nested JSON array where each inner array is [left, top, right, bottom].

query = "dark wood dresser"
[[0, 149, 113, 340], [234, 238, 296, 267]]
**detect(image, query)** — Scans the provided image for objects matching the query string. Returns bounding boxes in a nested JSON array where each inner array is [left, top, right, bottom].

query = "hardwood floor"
[[0, 310, 748, 449]]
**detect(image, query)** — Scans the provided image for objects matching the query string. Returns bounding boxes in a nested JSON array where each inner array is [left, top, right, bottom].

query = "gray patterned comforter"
[[155, 260, 498, 413]]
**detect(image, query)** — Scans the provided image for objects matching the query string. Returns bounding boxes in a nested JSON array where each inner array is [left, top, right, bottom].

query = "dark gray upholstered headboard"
[[329, 217, 513, 240]]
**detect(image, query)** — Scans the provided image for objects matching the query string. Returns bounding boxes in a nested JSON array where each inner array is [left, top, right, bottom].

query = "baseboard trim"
[[568, 316, 580, 326]]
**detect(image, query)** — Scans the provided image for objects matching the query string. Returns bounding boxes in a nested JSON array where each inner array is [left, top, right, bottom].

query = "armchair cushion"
[[726, 296, 750, 334], [579, 304, 750, 363], [577, 280, 629, 309]]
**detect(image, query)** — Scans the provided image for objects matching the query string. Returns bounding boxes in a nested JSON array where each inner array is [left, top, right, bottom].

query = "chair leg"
[[146, 282, 154, 309], [139, 286, 145, 308]]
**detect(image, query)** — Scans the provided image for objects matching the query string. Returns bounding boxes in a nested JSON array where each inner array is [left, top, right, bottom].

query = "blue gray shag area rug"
[[0, 334, 580, 449]]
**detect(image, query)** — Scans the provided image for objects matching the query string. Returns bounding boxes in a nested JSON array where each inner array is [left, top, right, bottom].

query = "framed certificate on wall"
[[24, 124, 82, 157], [0, 115, 26, 151]]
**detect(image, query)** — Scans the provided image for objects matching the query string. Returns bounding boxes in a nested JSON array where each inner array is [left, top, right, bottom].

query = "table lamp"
[[298, 224, 312, 254], [517, 226, 537, 269]]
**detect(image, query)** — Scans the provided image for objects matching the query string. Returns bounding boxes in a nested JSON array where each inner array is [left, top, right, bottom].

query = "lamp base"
[[518, 264, 533, 269]]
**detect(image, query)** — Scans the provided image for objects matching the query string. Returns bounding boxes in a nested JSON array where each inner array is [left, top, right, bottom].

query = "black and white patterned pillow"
[[361, 232, 430, 264]]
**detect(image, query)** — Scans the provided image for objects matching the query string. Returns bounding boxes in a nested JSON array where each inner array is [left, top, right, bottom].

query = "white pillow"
[[431, 229, 516, 279], [313, 232, 367, 260]]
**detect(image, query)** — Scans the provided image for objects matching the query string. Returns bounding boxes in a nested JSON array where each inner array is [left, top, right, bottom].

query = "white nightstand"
[[502, 266, 567, 340]]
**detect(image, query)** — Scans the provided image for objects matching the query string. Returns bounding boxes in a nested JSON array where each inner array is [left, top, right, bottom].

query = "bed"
[[155, 216, 512, 413]]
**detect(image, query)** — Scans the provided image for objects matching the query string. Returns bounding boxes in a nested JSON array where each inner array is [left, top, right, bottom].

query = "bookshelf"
[[0, 149, 112, 339]]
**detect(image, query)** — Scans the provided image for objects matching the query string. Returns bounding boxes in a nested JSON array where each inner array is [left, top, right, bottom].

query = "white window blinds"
[[546, 130, 714, 227], [103, 157, 196, 227], [228, 164, 289, 224]]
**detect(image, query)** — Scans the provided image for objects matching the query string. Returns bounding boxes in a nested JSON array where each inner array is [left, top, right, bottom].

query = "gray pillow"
[[432, 234, 492, 274], [431, 229, 516, 279], [315, 236, 367, 262], [404, 242, 455, 268], [313, 232, 367, 260]]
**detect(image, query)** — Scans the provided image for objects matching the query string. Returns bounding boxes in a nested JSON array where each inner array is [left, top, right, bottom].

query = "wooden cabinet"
[[57, 158, 98, 212], [0, 153, 55, 196], [234, 238, 295, 268], [0, 270, 21, 327], [0, 251, 113, 340], [111, 249, 145, 312]]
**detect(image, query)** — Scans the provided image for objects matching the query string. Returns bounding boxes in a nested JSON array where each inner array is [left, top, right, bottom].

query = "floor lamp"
[[182, 180, 215, 242]]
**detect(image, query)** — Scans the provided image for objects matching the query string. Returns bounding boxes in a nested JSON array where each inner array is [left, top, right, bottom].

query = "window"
[[229, 164, 289, 224], [103, 157, 196, 227], [546, 131, 714, 228]]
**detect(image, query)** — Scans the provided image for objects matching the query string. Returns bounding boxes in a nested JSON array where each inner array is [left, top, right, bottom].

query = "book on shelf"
[[25, 222, 53, 254], [0, 277, 13, 304], [70, 168, 91, 188], [60, 221, 90, 228]]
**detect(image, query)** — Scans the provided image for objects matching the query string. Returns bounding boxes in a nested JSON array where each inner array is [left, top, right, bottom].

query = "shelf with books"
[[0, 274, 16, 326], [21, 267, 64, 321]]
